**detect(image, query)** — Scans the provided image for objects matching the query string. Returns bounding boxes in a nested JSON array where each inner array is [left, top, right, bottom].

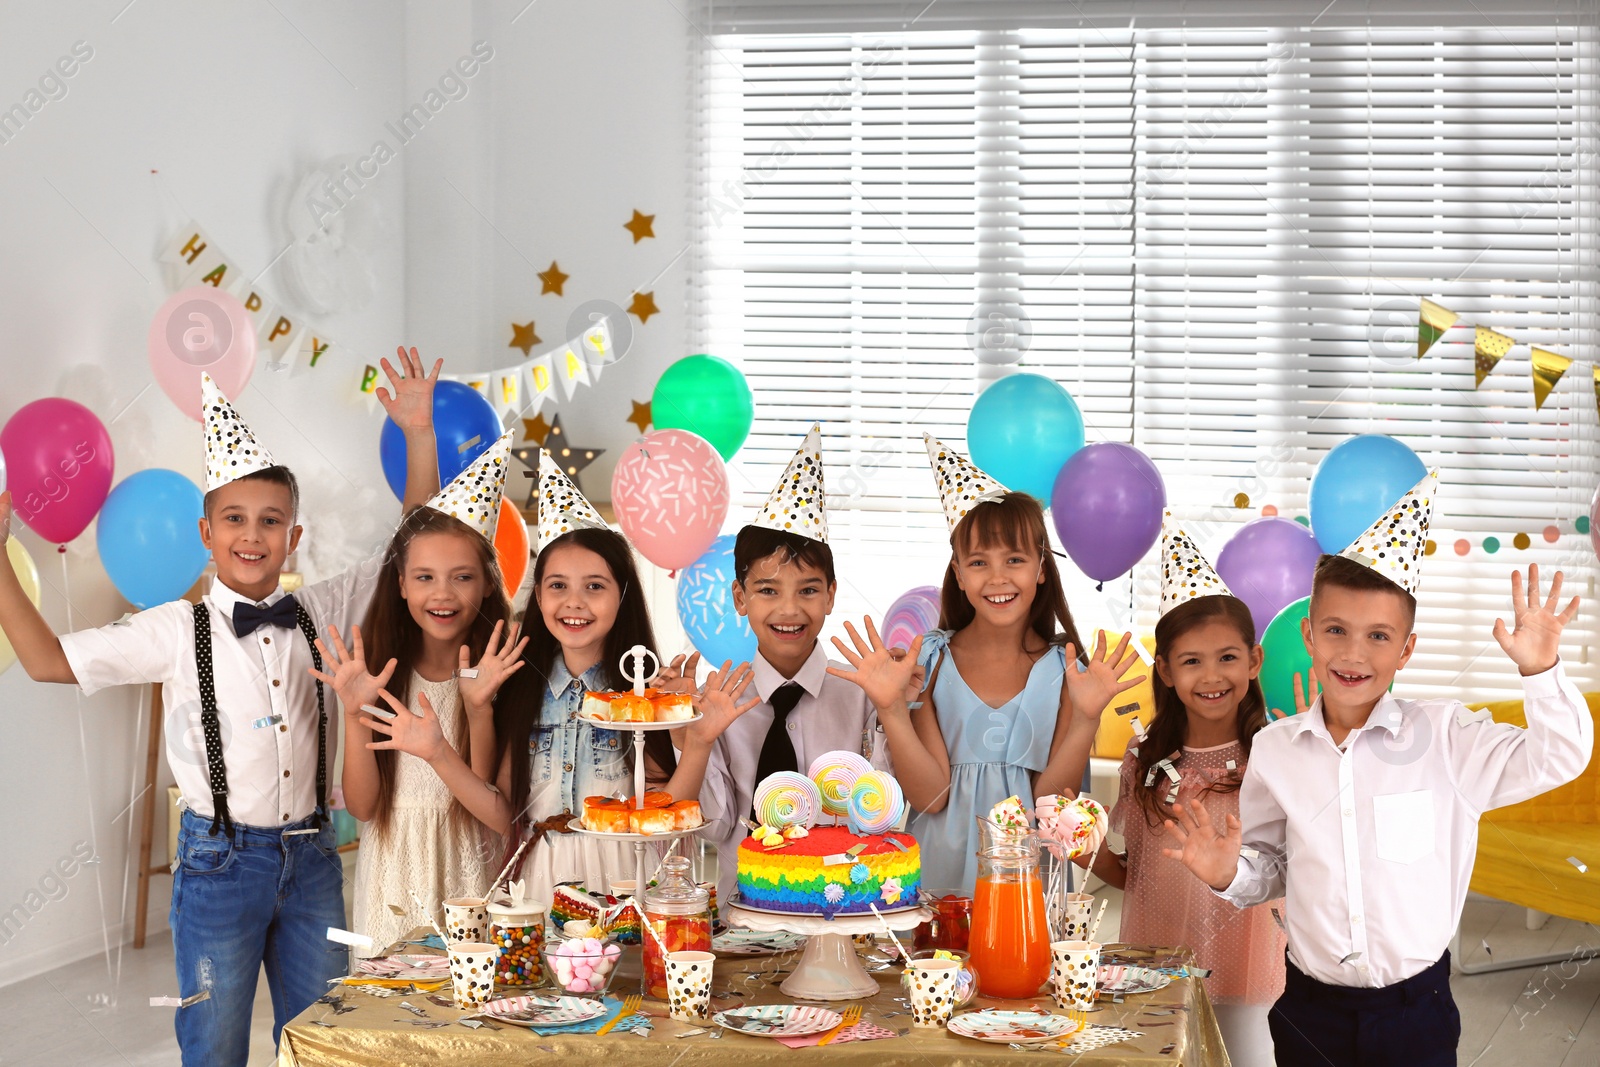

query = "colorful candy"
[[847, 770, 905, 835], [545, 937, 622, 995], [491, 920, 545, 987], [754, 771, 821, 830], [1035, 794, 1108, 858], [988, 795, 1030, 839], [808, 750, 873, 818]]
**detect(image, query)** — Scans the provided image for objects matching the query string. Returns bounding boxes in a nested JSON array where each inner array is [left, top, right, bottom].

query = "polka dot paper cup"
[[1050, 939, 1099, 1010], [1058, 892, 1094, 942], [443, 896, 489, 943], [907, 957, 960, 1027], [447, 940, 499, 1010], [665, 950, 715, 1022]]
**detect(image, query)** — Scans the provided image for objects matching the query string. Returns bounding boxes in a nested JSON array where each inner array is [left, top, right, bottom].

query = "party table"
[[279, 938, 1229, 1066]]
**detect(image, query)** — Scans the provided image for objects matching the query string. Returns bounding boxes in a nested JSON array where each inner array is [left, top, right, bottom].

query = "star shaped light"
[[513, 414, 604, 509], [537, 261, 568, 296], [626, 400, 652, 434], [510, 321, 541, 356], [623, 209, 655, 243], [627, 291, 659, 324]]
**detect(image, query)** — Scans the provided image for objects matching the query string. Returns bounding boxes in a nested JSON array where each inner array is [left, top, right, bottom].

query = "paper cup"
[[907, 958, 960, 1027], [1050, 939, 1100, 1010], [448, 940, 498, 1010], [1059, 892, 1094, 942], [443, 896, 488, 943], [608, 878, 637, 898], [665, 950, 715, 1022]]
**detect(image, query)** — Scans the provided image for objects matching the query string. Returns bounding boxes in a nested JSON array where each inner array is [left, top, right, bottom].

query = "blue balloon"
[[967, 373, 1086, 501], [676, 534, 756, 666], [96, 469, 208, 610], [1308, 434, 1428, 554], [379, 381, 504, 500]]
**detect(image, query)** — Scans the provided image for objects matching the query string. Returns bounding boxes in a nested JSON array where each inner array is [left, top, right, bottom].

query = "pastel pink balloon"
[[610, 429, 730, 571], [0, 399, 114, 544], [147, 286, 258, 420]]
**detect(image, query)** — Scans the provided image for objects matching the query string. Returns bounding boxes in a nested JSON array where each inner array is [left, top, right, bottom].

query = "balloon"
[[96, 470, 208, 610], [1050, 442, 1166, 583], [650, 355, 753, 461], [494, 498, 529, 597], [0, 398, 114, 544], [676, 534, 756, 666], [882, 586, 941, 653], [1308, 434, 1427, 554], [611, 429, 730, 572], [967, 373, 1085, 501], [1589, 482, 1598, 563], [1090, 631, 1157, 759], [1260, 596, 1313, 719], [1215, 517, 1323, 636], [379, 380, 502, 501], [0, 538, 41, 676], [147, 286, 258, 420]]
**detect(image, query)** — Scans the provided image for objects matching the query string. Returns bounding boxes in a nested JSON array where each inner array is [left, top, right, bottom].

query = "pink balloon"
[[0, 399, 114, 544], [147, 286, 258, 420], [610, 429, 730, 571]]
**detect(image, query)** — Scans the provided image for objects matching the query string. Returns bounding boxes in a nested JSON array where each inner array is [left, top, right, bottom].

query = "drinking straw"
[[1086, 897, 1110, 945], [868, 902, 911, 965], [482, 833, 533, 901]]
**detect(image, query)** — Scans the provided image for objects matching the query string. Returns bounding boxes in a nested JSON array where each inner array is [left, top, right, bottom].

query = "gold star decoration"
[[537, 261, 569, 296], [521, 413, 553, 446], [510, 321, 541, 356], [512, 414, 604, 509], [627, 290, 659, 324], [626, 400, 653, 434], [623, 209, 655, 243]]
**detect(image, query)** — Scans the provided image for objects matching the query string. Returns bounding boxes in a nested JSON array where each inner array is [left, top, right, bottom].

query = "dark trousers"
[[1268, 951, 1459, 1067]]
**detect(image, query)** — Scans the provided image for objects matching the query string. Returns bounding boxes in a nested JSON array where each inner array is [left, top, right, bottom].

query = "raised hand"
[[376, 346, 442, 434], [686, 659, 760, 745], [0, 490, 12, 545], [1160, 798, 1242, 891], [1494, 564, 1581, 676], [1062, 631, 1146, 723], [457, 620, 529, 714], [1270, 671, 1320, 720], [363, 688, 447, 763], [310, 625, 397, 715], [826, 617, 924, 715], [650, 651, 702, 695]]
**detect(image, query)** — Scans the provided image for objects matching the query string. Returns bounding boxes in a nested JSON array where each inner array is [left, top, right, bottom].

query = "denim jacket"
[[525, 659, 636, 820]]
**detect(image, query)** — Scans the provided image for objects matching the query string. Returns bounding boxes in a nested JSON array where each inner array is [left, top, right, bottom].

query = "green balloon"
[[1260, 595, 1312, 719], [651, 354, 754, 461]]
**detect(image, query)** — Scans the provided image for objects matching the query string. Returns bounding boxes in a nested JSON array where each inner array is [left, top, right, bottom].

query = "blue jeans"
[[170, 810, 348, 1067]]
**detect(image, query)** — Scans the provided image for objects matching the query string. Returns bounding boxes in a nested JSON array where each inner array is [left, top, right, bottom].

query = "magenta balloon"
[[1050, 442, 1166, 583], [0, 398, 115, 543], [147, 286, 258, 420], [610, 429, 730, 571], [883, 585, 941, 652], [1215, 517, 1323, 637]]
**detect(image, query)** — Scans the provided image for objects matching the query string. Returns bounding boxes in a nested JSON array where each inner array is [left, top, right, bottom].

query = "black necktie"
[[232, 595, 299, 637], [754, 682, 804, 785]]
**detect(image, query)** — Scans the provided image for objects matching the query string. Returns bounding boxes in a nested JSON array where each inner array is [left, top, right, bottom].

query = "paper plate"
[[947, 1009, 1079, 1044], [713, 1003, 842, 1038], [1097, 964, 1173, 995], [480, 994, 608, 1028]]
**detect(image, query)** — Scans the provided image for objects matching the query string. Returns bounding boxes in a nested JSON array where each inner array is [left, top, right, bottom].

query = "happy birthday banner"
[[1416, 298, 1599, 418], [432, 316, 617, 424]]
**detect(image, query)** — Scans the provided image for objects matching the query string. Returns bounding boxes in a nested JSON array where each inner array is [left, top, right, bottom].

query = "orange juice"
[[970, 870, 1051, 998]]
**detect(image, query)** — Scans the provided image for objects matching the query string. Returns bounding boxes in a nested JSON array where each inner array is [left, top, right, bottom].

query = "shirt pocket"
[[587, 728, 631, 784], [1372, 789, 1436, 865], [529, 729, 557, 786]]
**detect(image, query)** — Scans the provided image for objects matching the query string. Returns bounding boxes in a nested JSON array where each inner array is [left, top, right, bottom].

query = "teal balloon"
[[1260, 596, 1312, 719], [651, 355, 754, 461], [967, 373, 1085, 501], [96, 469, 208, 610]]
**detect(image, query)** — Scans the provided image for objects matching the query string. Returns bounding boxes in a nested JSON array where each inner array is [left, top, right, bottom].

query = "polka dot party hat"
[[750, 423, 829, 544], [1158, 512, 1232, 616], [1337, 470, 1437, 595], [202, 373, 276, 492], [537, 447, 607, 548], [422, 430, 513, 542], [923, 432, 1007, 533]]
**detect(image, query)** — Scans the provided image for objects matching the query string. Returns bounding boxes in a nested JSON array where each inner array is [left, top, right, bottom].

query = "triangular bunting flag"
[[1157, 513, 1232, 616], [202, 374, 276, 492], [923, 432, 1007, 533], [751, 424, 828, 544], [1417, 299, 1458, 359], [422, 431, 512, 541], [1338, 471, 1437, 595], [1531, 347, 1572, 410], [1473, 326, 1514, 387], [536, 448, 607, 548]]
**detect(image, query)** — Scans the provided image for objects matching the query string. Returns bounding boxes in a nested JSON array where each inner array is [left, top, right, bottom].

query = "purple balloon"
[[1050, 442, 1166, 583], [1215, 517, 1323, 636], [883, 585, 941, 652]]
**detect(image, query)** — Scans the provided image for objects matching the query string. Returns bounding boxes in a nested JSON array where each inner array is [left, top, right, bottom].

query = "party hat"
[[537, 448, 607, 547], [750, 424, 828, 543], [1157, 513, 1232, 616], [202, 373, 276, 492], [923, 432, 1007, 533], [1337, 471, 1437, 595], [422, 431, 513, 541]]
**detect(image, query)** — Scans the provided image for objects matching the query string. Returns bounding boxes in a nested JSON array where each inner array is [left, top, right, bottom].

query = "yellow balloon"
[[1091, 630, 1158, 760], [0, 538, 42, 676]]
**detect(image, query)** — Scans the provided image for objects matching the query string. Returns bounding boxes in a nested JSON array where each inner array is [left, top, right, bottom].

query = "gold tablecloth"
[[280, 940, 1228, 1066]]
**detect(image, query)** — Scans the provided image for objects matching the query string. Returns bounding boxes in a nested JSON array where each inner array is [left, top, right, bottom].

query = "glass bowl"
[[901, 948, 979, 1007], [541, 937, 623, 997]]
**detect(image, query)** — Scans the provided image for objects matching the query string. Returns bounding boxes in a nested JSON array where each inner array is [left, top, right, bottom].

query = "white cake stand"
[[725, 900, 931, 1001]]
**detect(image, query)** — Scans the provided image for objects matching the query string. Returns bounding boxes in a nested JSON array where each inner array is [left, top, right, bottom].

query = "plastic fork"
[[816, 1005, 863, 1046], [595, 994, 643, 1036]]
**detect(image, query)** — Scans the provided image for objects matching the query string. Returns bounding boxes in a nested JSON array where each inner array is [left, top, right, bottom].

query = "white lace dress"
[[351, 674, 500, 954]]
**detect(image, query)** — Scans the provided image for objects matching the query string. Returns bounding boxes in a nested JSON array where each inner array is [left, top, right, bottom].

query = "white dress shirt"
[[699, 641, 892, 904], [61, 562, 378, 828], [1219, 661, 1592, 988]]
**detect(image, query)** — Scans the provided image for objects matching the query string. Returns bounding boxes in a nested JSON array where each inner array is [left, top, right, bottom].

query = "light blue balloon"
[[967, 372, 1086, 501], [676, 534, 756, 666], [96, 469, 208, 609], [1307, 435, 1428, 554]]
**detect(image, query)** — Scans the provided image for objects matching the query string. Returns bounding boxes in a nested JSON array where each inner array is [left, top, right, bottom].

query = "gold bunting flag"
[[1473, 326, 1514, 386], [1418, 298, 1459, 358], [1530, 347, 1573, 410]]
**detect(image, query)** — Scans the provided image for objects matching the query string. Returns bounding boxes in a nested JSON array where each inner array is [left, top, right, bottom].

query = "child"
[[310, 434, 528, 952], [1089, 518, 1283, 1066], [489, 452, 756, 903], [0, 352, 441, 1067], [1164, 474, 1591, 1067], [695, 426, 899, 904], [829, 434, 1143, 893]]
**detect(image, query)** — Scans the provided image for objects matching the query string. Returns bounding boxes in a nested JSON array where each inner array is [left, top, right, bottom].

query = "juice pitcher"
[[968, 830, 1051, 999]]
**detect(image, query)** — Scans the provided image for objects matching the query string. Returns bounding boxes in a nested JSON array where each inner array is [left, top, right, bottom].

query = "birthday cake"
[[734, 754, 921, 918]]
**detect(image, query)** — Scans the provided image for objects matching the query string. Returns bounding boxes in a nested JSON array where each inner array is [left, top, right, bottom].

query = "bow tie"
[[232, 595, 299, 638]]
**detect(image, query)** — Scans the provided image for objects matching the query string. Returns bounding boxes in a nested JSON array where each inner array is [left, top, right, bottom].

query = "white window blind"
[[690, 4, 1600, 700]]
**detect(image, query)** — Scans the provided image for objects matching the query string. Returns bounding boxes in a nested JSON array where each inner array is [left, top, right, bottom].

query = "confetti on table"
[[1568, 856, 1588, 873], [326, 927, 374, 951]]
